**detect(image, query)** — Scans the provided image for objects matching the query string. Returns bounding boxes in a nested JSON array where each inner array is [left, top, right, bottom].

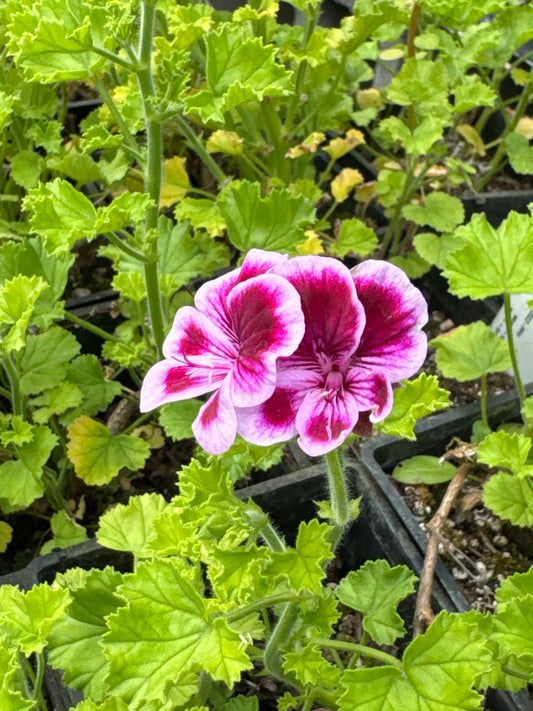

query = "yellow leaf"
[[296, 230, 324, 255], [511, 68, 532, 87], [0, 522, 13, 553], [159, 156, 190, 208], [456, 124, 486, 156], [380, 47, 405, 61], [356, 88, 384, 112], [331, 168, 364, 202], [207, 130, 244, 155], [516, 117, 533, 140], [325, 129, 365, 160], [286, 131, 325, 158], [354, 181, 376, 204], [131, 424, 166, 449]]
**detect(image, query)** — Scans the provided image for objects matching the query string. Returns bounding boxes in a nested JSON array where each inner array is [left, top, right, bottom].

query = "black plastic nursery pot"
[[355, 388, 533, 711]]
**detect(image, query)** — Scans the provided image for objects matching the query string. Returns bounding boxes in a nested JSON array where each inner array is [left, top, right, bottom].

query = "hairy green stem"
[[93, 45, 135, 71], [313, 637, 403, 670], [504, 291, 526, 407], [259, 520, 286, 552], [31, 652, 47, 708], [106, 231, 149, 263], [406, 3, 422, 132], [224, 592, 299, 625], [62, 310, 121, 345], [2, 356, 23, 417], [325, 448, 350, 548], [136, 0, 166, 358], [264, 601, 299, 679]]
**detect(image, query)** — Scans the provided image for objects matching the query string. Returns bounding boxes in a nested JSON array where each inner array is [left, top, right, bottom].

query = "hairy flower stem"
[[325, 448, 350, 549], [313, 637, 403, 670], [504, 292, 526, 409], [173, 115, 227, 186], [259, 520, 286, 552], [136, 0, 165, 358], [264, 601, 299, 680]]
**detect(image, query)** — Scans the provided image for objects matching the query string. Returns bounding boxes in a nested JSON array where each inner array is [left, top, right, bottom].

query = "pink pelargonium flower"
[[237, 257, 428, 456], [140, 250, 305, 454]]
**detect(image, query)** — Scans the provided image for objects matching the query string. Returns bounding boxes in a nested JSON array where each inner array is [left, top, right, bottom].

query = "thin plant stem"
[[173, 114, 227, 185], [2, 355, 23, 416], [106, 231, 149, 263], [62, 310, 121, 345], [325, 448, 350, 548], [313, 637, 403, 670], [136, 0, 166, 357], [264, 601, 299, 679], [406, 3, 422, 132], [504, 291, 526, 408], [259, 520, 286, 552], [31, 652, 47, 708], [91, 74, 142, 161], [347, 629, 370, 669], [480, 373, 488, 430], [92, 45, 135, 71], [224, 592, 299, 625]]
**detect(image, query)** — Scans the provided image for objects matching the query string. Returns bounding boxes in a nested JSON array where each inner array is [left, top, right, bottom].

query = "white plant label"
[[491, 293, 533, 385]]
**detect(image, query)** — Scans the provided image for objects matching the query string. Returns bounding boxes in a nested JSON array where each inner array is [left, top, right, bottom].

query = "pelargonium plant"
[[1, 249, 533, 710]]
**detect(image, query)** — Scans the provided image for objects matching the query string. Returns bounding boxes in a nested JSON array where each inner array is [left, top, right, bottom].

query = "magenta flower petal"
[[226, 274, 305, 407], [351, 260, 428, 382], [275, 256, 365, 364], [345, 367, 393, 422], [237, 389, 298, 445], [295, 378, 360, 456], [192, 386, 237, 454], [194, 249, 289, 335], [140, 308, 235, 412]]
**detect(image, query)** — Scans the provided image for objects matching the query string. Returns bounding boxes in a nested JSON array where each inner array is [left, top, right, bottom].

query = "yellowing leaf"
[[516, 117, 533, 140], [0, 522, 13, 553], [159, 156, 190, 208], [456, 124, 486, 156], [286, 131, 325, 158], [296, 231, 324, 255], [67, 416, 150, 486], [331, 168, 364, 202], [206, 130, 243, 155], [325, 129, 365, 160], [356, 88, 384, 111]]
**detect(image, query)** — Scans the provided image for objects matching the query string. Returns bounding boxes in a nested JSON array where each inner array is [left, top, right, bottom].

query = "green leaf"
[[392, 455, 457, 485], [336, 560, 417, 645], [66, 416, 150, 486], [429, 321, 511, 381], [388, 252, 431, 280], [505, 132, 533, 175], [387, 58, 450, 116], [63, 354, 122, 423], [31, 382, 84, 424], [47, 150, 102, 184], [478, 430, 533, 477], [97, 493, 168, 557], [453, 74, 496, 113], [331, 219, 378, 258], [268, 519, 333, 593], [340, 612, 491, 711], [403, 192, 465, 233], [40, 510, 87, 555], [0, 425, 57, 509], [377, 116, 447, 156], [0, 522, 13, 553], [0, 274, 48, 352], [492, 594, 533, 673], [23, 178, 96, 253], [522, 397, 533, 425], [10, 150, 45, 189], [94, 192, 154, 235], [0, 583, 70, 654], [0, 415, 33, 446], [209, 544, 273, 604], [159, 400, 204, 441], [413, 232, 464, 271], [48, 567, 125, 702], [102, 558, 252, 704], [379, 374, 451, 440], [444, 211, 533, 298], [183, 25, 292, 123], [284, 643, 341, 690], [217, 180, 315, 253], [0, 644, 35, 710], [19, 326, 81, 395], [483, 472, 533, 527], [175, 198, 226, 237], [496, 568, 533, 610]]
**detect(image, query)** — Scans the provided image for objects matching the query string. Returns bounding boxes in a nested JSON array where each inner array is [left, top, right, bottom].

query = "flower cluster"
[[140, 250, 428, 456]]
